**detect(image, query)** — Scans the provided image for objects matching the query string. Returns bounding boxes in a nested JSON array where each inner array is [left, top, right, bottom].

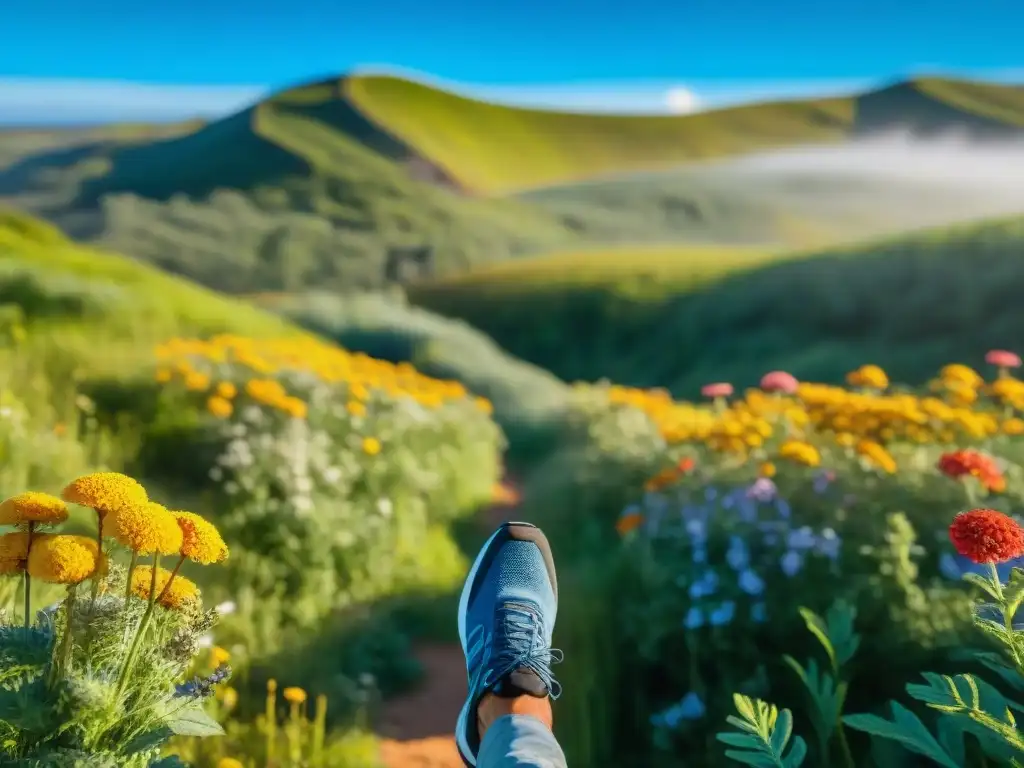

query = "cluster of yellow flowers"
[[154, 335, 493, 420], [588, 361, 1024, 475], [0, 472, 229, 694]]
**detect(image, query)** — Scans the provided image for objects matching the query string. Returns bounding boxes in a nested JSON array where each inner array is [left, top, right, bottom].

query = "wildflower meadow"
[[537, 354, 1024, 767]]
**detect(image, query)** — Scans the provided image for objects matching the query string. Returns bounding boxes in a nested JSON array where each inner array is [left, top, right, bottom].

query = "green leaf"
[[797, 608, 836, 671], [971, 651, 1024, 694], [149, 757, 190, 768], [718, 695, 806, 768], [824, 600, 860, 667], [783, 655, 845, 749], [1004, 568, 1024, 620], [843, 703, 961, 768], [964, 572, 1003, 601], [163, 703, 224, 737]]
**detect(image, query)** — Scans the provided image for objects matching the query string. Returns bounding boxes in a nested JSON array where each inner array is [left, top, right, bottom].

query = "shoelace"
[[489, 601, 564, 699]]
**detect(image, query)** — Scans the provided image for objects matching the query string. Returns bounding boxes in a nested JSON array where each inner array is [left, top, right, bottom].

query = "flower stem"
[[989, 562, 1023, 670], [49, 585, 78, 687], [124, 550, 138, 603], [115, 553, 160, 699], [83, 511, 106, 654], [156, 554, 185, 603], [23, 522, 35, 642]]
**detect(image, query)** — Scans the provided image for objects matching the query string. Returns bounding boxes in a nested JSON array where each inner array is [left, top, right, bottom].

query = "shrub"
[[535, 359, 1024, 766], [146, 334, 503, 637], [0, 473, 231, 765]]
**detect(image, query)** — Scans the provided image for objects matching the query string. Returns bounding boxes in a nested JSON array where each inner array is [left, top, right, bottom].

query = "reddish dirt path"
[[377, 482, 522, 768]]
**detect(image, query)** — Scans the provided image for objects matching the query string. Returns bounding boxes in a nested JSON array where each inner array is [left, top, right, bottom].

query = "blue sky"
[[1, 0, 1021, 123]]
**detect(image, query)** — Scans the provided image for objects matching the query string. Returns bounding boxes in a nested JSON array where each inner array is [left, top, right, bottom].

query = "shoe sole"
[[455, 521, 558, 767]]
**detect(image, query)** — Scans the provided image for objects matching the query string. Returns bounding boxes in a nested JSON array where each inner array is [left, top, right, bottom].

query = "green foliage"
[[409, 215, 1024, 395], [717, 695, 807, 767]]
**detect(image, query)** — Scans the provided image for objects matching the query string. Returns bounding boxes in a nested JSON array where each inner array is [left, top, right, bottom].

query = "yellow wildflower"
[[1002, 418, 1024, 436], [856, 439, 897, 474], [283, 686, 307, 704], [215, 382, 237, 399], [217, 759, 244, 768], [130, 566, 201, 610], [778, 440, 821, 468], [759, 462, 776, 478], [939, 364, 982, 389], [362, 437, 382, 456], [26, 535, 101, 585], [847, 365, 889, 389], [154, 369, 172, 384], [207, 396, 233, 419], [0, 492, 69, 526], [62, 472, 148, 517], [211, 645, 231, 668], [174, 511, 229, 564], [109, 502, 184, 555], [220, 687, 239, 710], [184, 372, 211, 391], [346, 400, 366, 417]]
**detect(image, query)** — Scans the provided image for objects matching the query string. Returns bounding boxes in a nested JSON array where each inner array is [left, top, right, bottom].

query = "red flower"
[[760, 370, 800, 394], [949, 508, 1024, 564], [677, 457, 696, 473], [985, 350, 1022, 368], [701, 382, 734, 398], [938, 450, 1006, 493]]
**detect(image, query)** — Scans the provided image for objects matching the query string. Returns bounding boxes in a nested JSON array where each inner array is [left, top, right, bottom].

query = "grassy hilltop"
[[407, 215, 1024, 393]]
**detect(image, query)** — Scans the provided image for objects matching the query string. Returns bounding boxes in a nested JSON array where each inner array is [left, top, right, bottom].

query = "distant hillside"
[[406, 216, 1024, 393], [68, 74, 1024, 201], [0, 208, 298, 383]]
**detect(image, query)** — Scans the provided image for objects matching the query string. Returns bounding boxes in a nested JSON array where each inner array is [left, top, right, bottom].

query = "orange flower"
[[616, 511, 644, 536]]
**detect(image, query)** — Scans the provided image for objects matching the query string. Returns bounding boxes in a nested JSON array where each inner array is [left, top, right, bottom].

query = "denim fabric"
[[478, 714, 567, 768]]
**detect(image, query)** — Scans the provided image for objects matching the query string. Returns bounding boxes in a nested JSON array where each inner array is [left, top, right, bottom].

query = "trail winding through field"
[[377, 484, 521, 768]]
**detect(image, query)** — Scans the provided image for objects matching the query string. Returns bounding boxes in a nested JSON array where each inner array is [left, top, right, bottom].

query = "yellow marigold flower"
[[778, 439, 821, 468], [281, 397, 308, 419], [217, 758, 244, 768], [0, 492, 69, 526], [215, 382, 237, 399], [475, 397, 493, 415], [847, 365, 889, 389], [0, 531, 30, 573], [940, 364, 982, 389], [362, 437, 382, 456], [856, 439, 897, 474], [110, 502, 183, 555], [207, 396, 233, 419], [211, 645, 230, 667], [62, 472, 148, 517], [759, 462, 776, 478], [1002, 418, 1024, 436], [283, 686, 307, 705], [174, 511, 229, 564], [184, 372, 211, 391], [130, 565, 201, 610], [26, 534, 101, 585], [346, 400, 366, 417]]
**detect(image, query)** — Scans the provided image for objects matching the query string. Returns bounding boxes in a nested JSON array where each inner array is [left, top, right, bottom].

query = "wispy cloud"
[[0, 67, 1021, 126]]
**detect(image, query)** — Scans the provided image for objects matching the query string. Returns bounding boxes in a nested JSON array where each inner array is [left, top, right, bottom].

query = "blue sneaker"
[[455, 522, 562, 766]]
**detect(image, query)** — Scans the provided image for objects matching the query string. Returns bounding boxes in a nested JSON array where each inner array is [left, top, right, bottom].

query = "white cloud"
[[664, 86, 701, 114]]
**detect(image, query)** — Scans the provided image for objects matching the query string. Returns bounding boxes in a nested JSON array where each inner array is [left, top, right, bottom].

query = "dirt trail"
[[377, 483, 521, 768]]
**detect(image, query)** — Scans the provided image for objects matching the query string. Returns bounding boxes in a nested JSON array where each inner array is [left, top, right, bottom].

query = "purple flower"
[[747, 478, 777, 503]]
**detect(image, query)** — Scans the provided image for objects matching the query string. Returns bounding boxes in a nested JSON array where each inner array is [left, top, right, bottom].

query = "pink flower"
[[985, 350, 1021, 368], [760, 371, 799, 394], [701, 382, 734, 399]]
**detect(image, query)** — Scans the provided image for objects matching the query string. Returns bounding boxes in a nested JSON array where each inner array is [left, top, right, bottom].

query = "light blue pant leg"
[[478, 714, 568, 768]]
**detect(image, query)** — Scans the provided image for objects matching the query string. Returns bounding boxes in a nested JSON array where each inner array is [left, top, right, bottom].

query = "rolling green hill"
[[0, 208, 299, 384], [73, 74, 1024, 200], [406, 216, 1024, 393]]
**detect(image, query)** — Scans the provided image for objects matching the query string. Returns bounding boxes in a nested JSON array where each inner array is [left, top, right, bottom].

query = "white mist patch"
[[726, 133, 1024, 194]]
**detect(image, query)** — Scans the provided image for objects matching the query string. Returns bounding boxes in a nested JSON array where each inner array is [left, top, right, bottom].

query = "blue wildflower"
[[710, 601, 736, 626], [704, 486, 718, 502], [684, 606, 705, 629], [689, 569, 719, 599], [175, 664, 232, 699], [816, 528, 841, 560], [678, 691, 706, 720], [781, 550, 803, 577], [726, 536, 749, 570], [738, 569, 765, 596], [787, 526, 816, 550], [775, 498, 792, 519]]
